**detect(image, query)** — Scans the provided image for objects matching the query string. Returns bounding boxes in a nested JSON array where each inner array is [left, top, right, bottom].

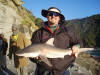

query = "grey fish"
[[16, 44, 94, 66]]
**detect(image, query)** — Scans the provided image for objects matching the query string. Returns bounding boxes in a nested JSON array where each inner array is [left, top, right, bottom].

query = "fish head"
[[15, 44, 43, 58]]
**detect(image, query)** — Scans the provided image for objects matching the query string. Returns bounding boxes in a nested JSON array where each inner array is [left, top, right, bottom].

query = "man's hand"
[[72, 46, 79, 57], [34, 56, 41, 60]]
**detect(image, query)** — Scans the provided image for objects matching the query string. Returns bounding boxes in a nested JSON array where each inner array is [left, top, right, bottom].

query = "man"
[[8, 25, 31, 75], [0, 34, 8, 70], [30, 7, 83, 75]]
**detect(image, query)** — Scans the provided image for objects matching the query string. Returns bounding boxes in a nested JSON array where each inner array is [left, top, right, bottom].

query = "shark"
[[16, 44, 94, 67]]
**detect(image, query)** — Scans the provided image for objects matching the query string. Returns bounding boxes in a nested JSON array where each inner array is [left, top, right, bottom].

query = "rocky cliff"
[[0, 0, 37, 42]]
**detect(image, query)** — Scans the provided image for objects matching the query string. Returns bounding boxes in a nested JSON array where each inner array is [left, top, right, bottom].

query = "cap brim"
[[41, 9, 48, 17], [41, 9, 65, 20]]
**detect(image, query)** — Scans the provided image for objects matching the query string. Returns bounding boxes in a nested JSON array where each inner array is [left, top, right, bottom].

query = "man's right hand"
[[34, 56, 41, 60]]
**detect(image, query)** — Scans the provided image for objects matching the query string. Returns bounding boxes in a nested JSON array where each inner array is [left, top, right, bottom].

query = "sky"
[[22, 0, 100, 21]]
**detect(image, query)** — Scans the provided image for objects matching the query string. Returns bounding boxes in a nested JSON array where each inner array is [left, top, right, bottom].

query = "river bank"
[[75, 52, 100, 75]]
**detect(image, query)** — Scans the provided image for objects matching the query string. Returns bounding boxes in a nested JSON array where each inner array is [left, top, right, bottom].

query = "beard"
[[48, 20, 58, 26], [48, 18, 60, 26]]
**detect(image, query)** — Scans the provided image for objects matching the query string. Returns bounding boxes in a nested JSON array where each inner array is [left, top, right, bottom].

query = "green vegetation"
[[67, 14, 100, 47], [35, 18, 44, 28]]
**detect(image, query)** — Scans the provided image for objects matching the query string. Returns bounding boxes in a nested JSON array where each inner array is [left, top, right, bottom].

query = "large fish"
[[16, 44, 94, 66]]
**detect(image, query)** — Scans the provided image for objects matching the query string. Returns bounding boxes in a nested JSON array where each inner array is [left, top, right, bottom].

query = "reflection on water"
[[85, 50, 100, 56], [85, 50, 100, 62]]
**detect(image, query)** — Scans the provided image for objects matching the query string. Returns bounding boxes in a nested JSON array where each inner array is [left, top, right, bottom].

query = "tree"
[[35, 18, 43, 28]]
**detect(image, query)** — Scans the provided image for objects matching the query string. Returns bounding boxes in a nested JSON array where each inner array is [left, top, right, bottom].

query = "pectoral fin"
[[39, 56, 52, 67]]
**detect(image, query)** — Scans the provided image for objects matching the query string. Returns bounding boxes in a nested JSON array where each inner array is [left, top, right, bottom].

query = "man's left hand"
[[72, 46, 79, 57]]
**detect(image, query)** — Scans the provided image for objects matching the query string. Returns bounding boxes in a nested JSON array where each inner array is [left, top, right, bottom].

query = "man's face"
[[12, 28, 18, 35], [47, 12, 60, 25]]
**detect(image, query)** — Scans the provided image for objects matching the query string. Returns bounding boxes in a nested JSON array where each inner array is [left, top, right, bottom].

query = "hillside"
[[0, 0, 37, 27], [67, 14, 100, 47]]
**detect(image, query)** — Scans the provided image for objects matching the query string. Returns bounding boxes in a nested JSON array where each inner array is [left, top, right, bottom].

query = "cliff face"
[[6, 0, 37, 28], [0, 0, 37, 41], [0, 2, 22, 42]]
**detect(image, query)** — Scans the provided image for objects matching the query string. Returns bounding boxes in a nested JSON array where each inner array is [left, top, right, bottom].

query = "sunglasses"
[[47, 12, 60, 16]]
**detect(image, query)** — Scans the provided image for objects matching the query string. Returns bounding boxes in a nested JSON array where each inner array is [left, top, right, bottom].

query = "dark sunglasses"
[[47, 12, 60, 16]]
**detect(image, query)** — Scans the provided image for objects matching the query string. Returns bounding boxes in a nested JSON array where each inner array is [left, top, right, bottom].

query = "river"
[[85, 50, 100, 62]]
